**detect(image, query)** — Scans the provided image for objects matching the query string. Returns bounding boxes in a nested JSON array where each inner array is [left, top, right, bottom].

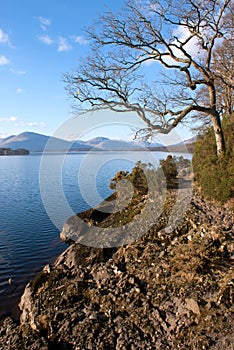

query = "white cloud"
[[0, 116, 46, 129], [170, 25, 223, 64], [142, 58, 156, 66], [10, 68, 26, 75], [38, 35, 54, 45], [0, 116, 18, 122], [0, 28, 10, 44], [142, 25, 206, 68], [10, 116, 18, 121], [0, 130, 8, 138], [16, 88, 24, 94], [58, 37, 72, 52], [38, 17, 51, 31], [172, 26, 201, 57], [0, 55, 10, 66], [142, 26, 206, 68], [22, 121, 46, 128], [73, 35, 89, 45], [38, 35, 73, 52]]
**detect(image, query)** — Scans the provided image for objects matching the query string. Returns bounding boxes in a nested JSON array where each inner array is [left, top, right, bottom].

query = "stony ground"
[[0, 189, 233, 350]]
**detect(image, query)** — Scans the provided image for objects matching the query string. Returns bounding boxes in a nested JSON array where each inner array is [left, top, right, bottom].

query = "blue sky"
[[0, 0, 193, 143]]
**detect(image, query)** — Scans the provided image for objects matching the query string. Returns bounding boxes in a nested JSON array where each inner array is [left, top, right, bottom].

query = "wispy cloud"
[[38, 33, 88, 52], [0, 116, 18, 122], [10, 68, 26, 75], [16, 88, 24, 94], [22, 121, 46, 128], [0, 28, 10, 44], [167, 25, 212, 63], [72, 35, 89, 45], [38, 34, 72, 52], [38, 35, 54, 45], [0, 116, 46, 129], [142, 58, 156, 66], [37, 16, 51, 31], [58, 37, 72, 52], [142, 25, 205, 68], [0, 130, 9, 138], [0, 55, 10, 66]]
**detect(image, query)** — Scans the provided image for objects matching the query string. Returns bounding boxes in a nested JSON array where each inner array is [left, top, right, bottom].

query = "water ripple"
[[0, 152, 191, 320]]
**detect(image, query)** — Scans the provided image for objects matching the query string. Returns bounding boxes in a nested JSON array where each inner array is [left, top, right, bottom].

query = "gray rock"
[[0, 189, 233, 349]]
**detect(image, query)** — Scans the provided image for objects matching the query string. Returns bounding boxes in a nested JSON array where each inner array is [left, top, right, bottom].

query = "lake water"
[[0, 151, 191, 320]]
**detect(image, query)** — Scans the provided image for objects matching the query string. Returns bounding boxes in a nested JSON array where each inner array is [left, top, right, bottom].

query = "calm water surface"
[[0, 151, 191, 320]]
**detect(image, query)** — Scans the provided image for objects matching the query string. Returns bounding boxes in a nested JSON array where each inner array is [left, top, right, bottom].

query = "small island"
[[0, 147, 30, 156]]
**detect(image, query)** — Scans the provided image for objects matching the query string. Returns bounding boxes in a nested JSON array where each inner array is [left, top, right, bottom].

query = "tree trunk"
[[211, 113, 226, 157], [226, 86, 233, 116]]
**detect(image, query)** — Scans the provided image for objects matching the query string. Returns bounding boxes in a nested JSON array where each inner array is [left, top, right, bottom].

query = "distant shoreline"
[[0, 148, 30, 156], [30, 147, 193, 154], [1, 131, 195, 155]]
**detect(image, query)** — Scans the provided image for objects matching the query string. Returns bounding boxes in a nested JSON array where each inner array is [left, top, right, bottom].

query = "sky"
[[0, 0, 193, 143]]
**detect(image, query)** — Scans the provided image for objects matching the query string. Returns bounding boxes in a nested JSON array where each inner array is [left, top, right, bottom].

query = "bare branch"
[[65, 0, 233, 156]]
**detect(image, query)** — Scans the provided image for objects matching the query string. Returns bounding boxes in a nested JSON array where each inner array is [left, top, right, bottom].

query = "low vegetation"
[[110, 156, 191, 195], [193, 114, 234, 205]]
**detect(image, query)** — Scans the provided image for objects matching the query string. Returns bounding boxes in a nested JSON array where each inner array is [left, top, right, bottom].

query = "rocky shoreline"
[[0, 188, 233, 349]]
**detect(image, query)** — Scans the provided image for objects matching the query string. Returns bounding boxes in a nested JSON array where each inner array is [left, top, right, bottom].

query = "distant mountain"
[[1, 132, 67, 152], [0, 132, 151, 152], [170, 136, 197, 147], [86, 137, 110, 146], [140, 140, 164, 148], [0, 135, 16, 145], [0, 132, 87, 152], [62, 139, 89, 151], [69, 137, 111, 150], [94, 139, 143, 151], [0, 131, 195, 153], [150, 136, 196, 153], [0, 135, 14, 146]]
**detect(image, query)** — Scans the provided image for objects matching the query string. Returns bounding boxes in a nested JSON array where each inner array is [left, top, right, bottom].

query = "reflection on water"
[[0, 151, 191, 320]]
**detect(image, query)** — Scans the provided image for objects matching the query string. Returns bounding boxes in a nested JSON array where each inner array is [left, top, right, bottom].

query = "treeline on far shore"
[[0, 147, 30, 156]]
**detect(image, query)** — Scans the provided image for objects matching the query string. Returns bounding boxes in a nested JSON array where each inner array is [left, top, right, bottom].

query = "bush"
[[159, 155, 178, 182], [159, 155, 191, 189], [110, 156, 191, 196], [193, 114, 234, 203], [110, 161, 151, 196]]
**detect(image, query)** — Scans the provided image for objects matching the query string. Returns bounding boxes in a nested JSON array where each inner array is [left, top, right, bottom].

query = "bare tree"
[[212, 38, 234, 115], [65, 0, 233, 157], [190, 35, 234, 132]]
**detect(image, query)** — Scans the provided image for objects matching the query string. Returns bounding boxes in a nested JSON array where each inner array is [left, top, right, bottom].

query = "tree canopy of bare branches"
[[65, 0, 233, 157], [213, 38, 234, 115]]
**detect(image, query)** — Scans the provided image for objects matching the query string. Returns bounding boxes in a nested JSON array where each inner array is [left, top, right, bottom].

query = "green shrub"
[[110, 156, 191, 196], [193, 114, 234, 203], [159, 155, 178, 182], [110, 161, 150, 195]]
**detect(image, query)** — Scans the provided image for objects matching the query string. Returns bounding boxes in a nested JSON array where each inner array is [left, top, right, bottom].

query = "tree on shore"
[[65, 0, 233, 157], [212, 38, 234, 116]]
